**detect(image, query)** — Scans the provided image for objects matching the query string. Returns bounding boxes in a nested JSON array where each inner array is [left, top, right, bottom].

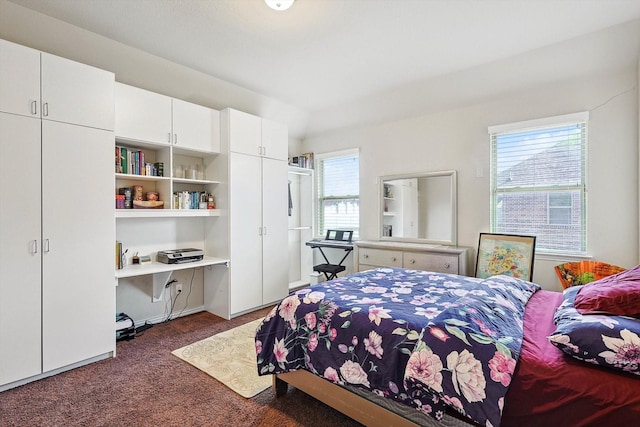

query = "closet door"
[[0, 39, 40, 118], [41, 120, 115, 372], [0, 113, 42, 385], [41, 53, 114, 131], [229, 152, 263, 314], [262, 157, 289, 304], [228, 109, 262, 156]]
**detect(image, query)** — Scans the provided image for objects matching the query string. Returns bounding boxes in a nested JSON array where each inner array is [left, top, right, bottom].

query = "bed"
[[255, 267, 640, 426]]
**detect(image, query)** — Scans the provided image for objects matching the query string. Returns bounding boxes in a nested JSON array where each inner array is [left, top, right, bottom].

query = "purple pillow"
[[574, 264, 640, 316]]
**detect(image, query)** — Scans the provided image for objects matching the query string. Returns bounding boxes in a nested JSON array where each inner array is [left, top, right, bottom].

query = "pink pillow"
[[574, 264, 640, 316]]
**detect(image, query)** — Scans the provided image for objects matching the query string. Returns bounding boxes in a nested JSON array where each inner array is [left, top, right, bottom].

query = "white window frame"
[[489, 112, 588, 255], [315, 148, 360, 239]]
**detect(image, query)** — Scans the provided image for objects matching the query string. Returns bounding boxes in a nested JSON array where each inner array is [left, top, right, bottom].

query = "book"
[[120, 147, 128, 174]]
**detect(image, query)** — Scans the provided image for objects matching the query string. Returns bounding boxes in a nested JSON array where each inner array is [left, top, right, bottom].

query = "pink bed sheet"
[[501, 289, 640, 426]]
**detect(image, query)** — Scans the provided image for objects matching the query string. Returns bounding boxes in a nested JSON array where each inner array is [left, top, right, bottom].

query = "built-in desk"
[[115, 256, 229, 302], [355, 240, 471, 276]]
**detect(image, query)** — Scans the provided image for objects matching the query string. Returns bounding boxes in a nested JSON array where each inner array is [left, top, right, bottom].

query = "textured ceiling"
[[8, 0, 640, 137]]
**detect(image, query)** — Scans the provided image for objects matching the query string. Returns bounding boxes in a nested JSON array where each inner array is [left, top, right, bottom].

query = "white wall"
[[303, 68, 639, 291]]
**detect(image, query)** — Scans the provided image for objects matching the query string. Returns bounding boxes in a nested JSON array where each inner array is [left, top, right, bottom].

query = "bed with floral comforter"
[[255, 267, 540, 426]]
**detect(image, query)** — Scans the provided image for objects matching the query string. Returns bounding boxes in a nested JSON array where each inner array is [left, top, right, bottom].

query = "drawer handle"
[[391, 257, 396, 262], [444, 263, 450, 269], [409, 259, 415, 264], [363, 254, 369, 259]]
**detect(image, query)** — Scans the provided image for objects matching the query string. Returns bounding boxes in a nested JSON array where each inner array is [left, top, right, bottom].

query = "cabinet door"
[[262, 158, 289, 305], [115, 83, 172, 145], [41, 53, 115, 131], [0, 113, 42, 385], [41, 121, 115, 372], [261, 118, 288, 161], [229, 152, 263, 314], [172, 99, 220, 153], [227, 109, 262, 156], [0, 39, 40, 118]]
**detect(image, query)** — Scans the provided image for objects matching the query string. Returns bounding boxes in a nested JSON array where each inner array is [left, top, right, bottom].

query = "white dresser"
[[355, 240, 472, 276]]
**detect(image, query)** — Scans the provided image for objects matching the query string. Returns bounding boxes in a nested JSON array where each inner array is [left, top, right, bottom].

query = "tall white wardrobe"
[[0, 39, 115, 389], [206, 108, 289, 318]]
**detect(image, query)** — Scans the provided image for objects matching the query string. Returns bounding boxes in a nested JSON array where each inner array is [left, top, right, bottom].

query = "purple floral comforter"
[[255, 267, 540, 426]]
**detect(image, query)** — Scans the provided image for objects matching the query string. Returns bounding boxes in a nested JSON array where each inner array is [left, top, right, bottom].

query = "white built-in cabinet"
[[206, 108, 289, 318], [115, 82, 220, 152], [0, 39, 115, 389], [113, 83, 227, 303]]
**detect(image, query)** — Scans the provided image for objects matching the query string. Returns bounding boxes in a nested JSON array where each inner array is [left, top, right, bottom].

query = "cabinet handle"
[[31, 100, 38, 115], [262, 146, 267, 157], [31, 239, 38, 254], [42, 102, 49, 117], [258, 146, 262, 156], [258, 227, 263, 236], [174, 134, 178, 144], [43, 239, 50, 253], [168, 132, 172, 143], [263, 226, 267, 235]]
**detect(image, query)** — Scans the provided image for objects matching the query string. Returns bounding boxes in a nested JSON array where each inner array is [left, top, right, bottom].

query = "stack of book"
[[115, 146, 164, 177], [289, 152, 314, 169]]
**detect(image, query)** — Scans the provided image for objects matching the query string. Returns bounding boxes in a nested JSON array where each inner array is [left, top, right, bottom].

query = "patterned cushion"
[[548, 286, 640, 376], [574, 264, 640, 316]]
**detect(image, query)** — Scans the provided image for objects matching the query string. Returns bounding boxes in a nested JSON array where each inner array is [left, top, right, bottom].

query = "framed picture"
[[475, 233, 536, 281]]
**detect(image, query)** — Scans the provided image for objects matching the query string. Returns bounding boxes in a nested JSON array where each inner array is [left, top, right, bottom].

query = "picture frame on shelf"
[[475, 233, 536, 281]]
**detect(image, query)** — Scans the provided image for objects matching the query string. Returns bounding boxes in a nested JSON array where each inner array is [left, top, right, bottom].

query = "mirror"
[[380, 170, 457, 245]]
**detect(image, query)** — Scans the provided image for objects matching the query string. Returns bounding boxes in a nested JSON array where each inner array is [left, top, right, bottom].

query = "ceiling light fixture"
[[265, 0, 295, 11]]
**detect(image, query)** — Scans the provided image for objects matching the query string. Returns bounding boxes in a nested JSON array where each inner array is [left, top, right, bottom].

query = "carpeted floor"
[[0, 308, 362, 427]]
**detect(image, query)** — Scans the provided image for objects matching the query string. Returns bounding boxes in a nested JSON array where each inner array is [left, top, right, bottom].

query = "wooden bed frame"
[[274, 370, 475, 427]]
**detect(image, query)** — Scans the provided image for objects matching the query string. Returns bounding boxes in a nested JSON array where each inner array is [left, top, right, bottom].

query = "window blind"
[[490, 115, 587, 254], [316, 151, 360, 238]]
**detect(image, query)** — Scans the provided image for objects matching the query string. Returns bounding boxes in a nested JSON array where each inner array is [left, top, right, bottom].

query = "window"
[[489, 112, 588, 254], [316, 149, 360, 239]]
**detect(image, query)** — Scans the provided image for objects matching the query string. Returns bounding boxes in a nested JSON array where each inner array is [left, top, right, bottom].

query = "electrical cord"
[[175, 268, 196, 319]]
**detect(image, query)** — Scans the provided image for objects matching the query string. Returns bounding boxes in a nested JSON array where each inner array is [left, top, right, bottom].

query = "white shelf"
[[116, 209, 221, 218], [116, 256, 229, 279], [173, 177, 220, 185], [115, 173, 169, 182]]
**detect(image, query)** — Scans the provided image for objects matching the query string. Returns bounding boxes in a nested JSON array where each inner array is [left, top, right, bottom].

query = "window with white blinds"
[[316, 149, 360, 239], [489, 112, 588, 254]]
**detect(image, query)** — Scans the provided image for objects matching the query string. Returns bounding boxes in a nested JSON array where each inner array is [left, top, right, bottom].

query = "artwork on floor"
[[475, 233, 536, 281]]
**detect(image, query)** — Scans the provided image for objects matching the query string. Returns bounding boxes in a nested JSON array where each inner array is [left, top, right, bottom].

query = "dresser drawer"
[[358, 248, 403, 268], [403, 252, 459, 274]]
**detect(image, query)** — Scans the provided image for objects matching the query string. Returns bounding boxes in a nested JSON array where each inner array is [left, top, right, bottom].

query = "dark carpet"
[[0, 308, 362, 426]]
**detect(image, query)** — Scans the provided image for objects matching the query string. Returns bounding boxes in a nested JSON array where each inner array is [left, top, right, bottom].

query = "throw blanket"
[[256, 268, 539, 426]]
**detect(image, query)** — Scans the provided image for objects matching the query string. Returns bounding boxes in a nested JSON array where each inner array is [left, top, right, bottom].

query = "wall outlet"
[[176, 283, 182, 293]]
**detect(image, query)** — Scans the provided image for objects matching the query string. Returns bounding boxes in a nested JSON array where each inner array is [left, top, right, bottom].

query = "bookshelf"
[[114, 83, 226, 306]]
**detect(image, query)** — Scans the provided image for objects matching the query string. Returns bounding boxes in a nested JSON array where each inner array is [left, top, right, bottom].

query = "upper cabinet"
[[0, 39, 114, 131], [261, 118, 288, 161], [0, 39, 40, 118], [115, 82, 220, 153], [115, 83, 172, 145], [172, 98, 220, 153], [227, 108, 287, 161]]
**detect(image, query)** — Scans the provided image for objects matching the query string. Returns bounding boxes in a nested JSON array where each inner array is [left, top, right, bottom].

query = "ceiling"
[[7, 0, 640, 138]]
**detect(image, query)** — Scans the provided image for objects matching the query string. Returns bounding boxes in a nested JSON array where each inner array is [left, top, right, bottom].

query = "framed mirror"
[[380, 170, 457, 245]]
